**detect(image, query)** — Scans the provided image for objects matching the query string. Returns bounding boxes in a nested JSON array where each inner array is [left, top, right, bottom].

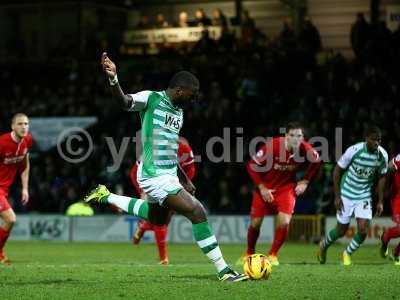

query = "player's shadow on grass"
[[6, 279, 79, 286], [286, 261, 390, 265], [170, 274, 216, 281], [283, 262, 323, 265], [354, 262, 391, 265]]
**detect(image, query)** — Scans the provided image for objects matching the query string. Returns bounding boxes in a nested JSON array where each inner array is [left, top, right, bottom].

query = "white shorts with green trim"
[[138, 174, 183, 205], [336, 197, 372, 224]]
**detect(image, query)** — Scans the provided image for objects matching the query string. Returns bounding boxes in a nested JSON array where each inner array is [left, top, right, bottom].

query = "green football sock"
[[192, 221, 228, 274], [345, 233, 366, 255], [106, 193, 149, 220], [322, 228, 340, 249]]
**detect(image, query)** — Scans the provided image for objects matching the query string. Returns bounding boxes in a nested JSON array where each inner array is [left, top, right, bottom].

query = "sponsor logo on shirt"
[[3, 155, 25, 165], [273, 164, 297, 171], [353, 165, 375, 179], [164, 114, 182, 133]]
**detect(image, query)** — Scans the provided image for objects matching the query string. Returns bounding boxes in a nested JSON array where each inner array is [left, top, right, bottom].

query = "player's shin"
[[154, 225, 168, 261], [269, 225, 288, 256], [246, 225, 260, 255], [383, 226, 400, 243], [0, 227, 11, 251], [394, 243, 400, 258], [192, 221, 228, 274], [107, 193, 149, 220]]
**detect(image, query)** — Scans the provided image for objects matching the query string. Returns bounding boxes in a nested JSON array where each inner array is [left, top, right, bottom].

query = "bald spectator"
[[177, 11, 189, 27]]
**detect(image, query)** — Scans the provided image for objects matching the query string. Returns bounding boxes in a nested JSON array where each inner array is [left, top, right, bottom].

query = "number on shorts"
[[363, 201, 369, 209]]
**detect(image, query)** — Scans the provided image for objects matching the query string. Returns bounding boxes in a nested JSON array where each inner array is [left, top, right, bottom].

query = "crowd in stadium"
[[1, 12, 399, 216]]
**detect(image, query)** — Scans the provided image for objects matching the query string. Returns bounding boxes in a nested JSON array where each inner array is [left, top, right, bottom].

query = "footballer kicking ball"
[[243, 254, 272, 280]]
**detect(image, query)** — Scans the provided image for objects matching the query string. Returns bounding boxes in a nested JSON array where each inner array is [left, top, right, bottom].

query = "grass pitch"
[[0, 241, 399, 299]]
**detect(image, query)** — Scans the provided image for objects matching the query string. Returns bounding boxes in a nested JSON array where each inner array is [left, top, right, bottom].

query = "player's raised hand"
[[295, 180, 309, 196], [334, 195, 343, 213], [258, 184, 275, 203], [375, 201, 383, 216], [101, 52, 117, 78], [21, 188, 29, 205]]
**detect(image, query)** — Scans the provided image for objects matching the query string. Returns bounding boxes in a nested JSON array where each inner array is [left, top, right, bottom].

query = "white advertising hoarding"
[[10, 215, 70, 241], [9, 215, 274, 243], [124, 26, 222, 44]]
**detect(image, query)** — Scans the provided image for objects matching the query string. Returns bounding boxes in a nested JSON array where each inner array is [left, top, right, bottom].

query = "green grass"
[[0, 241, 399, 299]]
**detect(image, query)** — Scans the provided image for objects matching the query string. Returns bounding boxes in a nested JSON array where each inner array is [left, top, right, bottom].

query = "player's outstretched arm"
[[100, 52, 133, 110], [21, 154, 30, 205], [333, 164, 344, 211], [375, 175, 386, 216]]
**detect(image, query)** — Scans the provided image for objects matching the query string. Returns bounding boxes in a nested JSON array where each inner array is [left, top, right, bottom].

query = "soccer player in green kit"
[[318, 126, 388, 266], [84, 53, 247, 282]]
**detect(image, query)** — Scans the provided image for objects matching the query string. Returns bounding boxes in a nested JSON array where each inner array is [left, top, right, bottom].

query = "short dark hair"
[[286, 122, 304, 134], [365, 125, 381, 137], [168, 71, 200, 90], [11, 113, 28, 124]]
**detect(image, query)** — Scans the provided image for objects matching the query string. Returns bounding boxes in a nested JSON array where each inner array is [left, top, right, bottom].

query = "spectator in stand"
[[136, 15, 152, 29], [241, 10, 256, 45], [193, 29, 217, 54], [350, 13, 371, 59], [279, 17, 296, 47], [194, 9, 212, 26], [212, 8, 228, 27], [299, 16, 322, 55], [155, 13, 169, 28], [177, 11, 189, 27]]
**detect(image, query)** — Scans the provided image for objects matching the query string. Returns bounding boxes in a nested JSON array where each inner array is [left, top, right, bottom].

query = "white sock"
[[206, 246, 228, 273], [106, 193, 131, 212]]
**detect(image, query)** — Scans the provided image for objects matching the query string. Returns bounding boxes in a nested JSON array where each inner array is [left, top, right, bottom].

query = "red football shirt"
[[0, 132, 33, 191], [130, 139, 196, 194], [392, 154, 400, 199], [247, 137, 320, 191]]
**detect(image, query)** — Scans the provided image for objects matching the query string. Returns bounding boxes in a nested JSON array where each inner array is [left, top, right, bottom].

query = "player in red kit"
[[130, 137, 196, 264], [380, 153, 400, 265], [0, 113, 33, 264], [239, 123, 320, 266]]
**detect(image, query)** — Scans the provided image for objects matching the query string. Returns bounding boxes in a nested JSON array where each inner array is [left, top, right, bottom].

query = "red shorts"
[[391, 197, 400, 224], [250, 186, 296, 218], [0, 189, 11, 212]]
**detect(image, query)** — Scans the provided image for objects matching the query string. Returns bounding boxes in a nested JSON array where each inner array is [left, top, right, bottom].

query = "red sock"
[[269, 226, 288, 256], [383, 226, 400, 243], [246, 226, 260, 255], [154, 225, 168, 261], [0, 227, 10, 251], [139, 220, 154, 232]]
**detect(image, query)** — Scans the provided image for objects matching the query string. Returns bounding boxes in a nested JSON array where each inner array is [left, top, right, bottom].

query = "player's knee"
[[190, 201, 207, 223], [4, 215, 16, 228], [250, 218, 262, 229], [279, 221, 290, 228], [336, 227, 347, 237], [182, 199, 206, 224], [358, 228, 368, 236]]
